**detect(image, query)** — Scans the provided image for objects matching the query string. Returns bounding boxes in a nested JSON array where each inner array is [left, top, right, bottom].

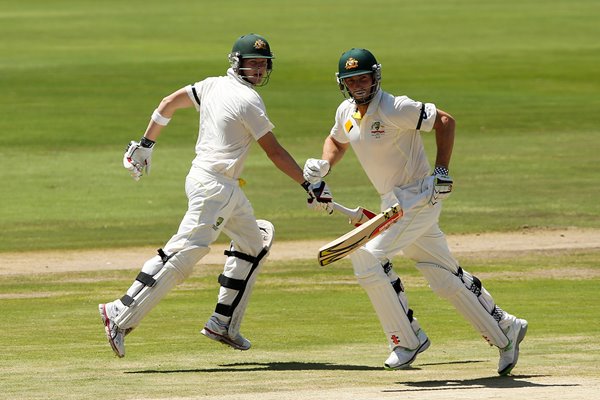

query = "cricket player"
[[98, 33, 330, 358], [304, 48, 528, 375]]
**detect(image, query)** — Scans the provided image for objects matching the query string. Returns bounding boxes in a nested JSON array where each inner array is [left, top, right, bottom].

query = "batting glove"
[[430, 166, 453, 205], [302, 181, 334, 214], [303, 158, 330, 185], [123, 138, 154, 181]]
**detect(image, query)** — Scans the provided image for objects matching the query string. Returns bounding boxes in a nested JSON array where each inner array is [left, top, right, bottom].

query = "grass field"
[[1, 0, 599, 252], [1, 1, 600, 399], [1, 250, 600, 399]]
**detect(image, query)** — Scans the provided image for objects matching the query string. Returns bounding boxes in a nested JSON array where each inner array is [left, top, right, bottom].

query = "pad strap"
[[216, 247, 269, 316], [120, 249, 173, 307], [157, 248, 174, 264], [457, 267, 482, 297], [120, 272, 157, 306], [223, 249, 257, 263], [121, 294, 134, 306], [218, 274, 245, 291], [135, 272, 156, 287]]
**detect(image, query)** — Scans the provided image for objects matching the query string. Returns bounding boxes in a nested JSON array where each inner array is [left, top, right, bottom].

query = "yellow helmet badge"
[[254, 39, 267, 50], [345, 57, 359, 70]]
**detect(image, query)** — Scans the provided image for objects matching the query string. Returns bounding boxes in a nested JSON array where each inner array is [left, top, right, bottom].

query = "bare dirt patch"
[[2, 227, 599, 275]]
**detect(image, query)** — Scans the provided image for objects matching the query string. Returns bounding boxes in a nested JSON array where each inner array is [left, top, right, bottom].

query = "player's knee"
[[351, 250, 388, 289], [416, 262, 462, 298], [166, 246, 210, 283], [256, 219, 275, 252], [351, 248, 385, 277]]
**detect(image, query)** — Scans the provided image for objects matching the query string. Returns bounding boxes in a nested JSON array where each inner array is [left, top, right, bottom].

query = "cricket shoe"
[[201, 316, 251, 351], [498, 318, 528, 376], [99, 302, 126, 358], [384, 328, 430, 370]]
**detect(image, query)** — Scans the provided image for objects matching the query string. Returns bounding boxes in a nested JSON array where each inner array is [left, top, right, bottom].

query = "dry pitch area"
[[3, 227, 600, 399], [3, 227, 600, 275]]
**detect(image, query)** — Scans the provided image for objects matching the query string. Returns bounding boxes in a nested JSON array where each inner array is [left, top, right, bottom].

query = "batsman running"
[[304, 48, 528, 375], [98, 33, 330, 358]]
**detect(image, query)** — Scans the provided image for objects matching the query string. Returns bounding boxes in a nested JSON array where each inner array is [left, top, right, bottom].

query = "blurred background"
[[1, 0, 598, 252]]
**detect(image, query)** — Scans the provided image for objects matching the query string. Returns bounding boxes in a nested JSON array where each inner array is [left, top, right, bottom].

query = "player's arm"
[[432, 108, 455, 170], [123, 88, 195, 181], [303, 136, 349, 184], [430, 108, 455, 204], [257, 131, 305, 184], [143, 88, 195, 142], [322, 135, 349, 168], [258, 132, 334, 212]]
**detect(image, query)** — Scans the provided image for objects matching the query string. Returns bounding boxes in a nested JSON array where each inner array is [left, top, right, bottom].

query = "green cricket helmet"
[[228, 33, 274, 86], [336, 48, 381, 104]]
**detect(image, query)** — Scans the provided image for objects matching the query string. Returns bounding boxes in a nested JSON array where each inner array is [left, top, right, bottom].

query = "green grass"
[[1, 4, 599, 398], [1, 0, 599, 252], [1, 250, 599, 399]]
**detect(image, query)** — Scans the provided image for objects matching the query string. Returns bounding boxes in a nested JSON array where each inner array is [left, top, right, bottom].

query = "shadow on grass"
[[411, 359, 487, 369], [126, 361, 382, 374], [384, 374, 579, 392]]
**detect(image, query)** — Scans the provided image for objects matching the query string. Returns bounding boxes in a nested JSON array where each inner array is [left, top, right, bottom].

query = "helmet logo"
[[345, 57, 359, 70], [254, 39, 267, 50]]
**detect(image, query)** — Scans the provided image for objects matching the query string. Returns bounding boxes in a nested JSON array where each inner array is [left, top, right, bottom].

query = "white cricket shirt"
[[330, 89, 437, 195], [185, 68, 274, 180]]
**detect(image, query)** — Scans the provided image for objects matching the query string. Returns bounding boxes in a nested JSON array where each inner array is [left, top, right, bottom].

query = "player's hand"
[[303, 158, 330, 184], [123, 140, 153, 181], [430, 166, 453, 205], [303, 181, 334, 214]]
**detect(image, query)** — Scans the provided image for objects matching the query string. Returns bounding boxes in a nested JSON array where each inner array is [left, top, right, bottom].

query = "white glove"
[[123, 140, 153, 181], [304, 181, 334, 214], [303, 158, 330, 184], [430, 166, 453, 205]]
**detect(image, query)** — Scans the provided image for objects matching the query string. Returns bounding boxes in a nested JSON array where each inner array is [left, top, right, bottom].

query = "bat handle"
[[332, 202, 361, 220]]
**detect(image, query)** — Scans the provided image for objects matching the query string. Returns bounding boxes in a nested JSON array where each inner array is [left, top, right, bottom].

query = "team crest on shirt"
[[370, 121, 385, 138], [345, 57, 359, 70], [254, 40, 267, 50]]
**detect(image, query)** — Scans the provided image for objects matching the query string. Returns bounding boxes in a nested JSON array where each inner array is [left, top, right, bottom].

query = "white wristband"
[[151, 109, 171, 126]]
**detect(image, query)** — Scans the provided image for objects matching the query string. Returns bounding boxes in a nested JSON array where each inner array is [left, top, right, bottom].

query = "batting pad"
[[417, 262, 509, 348], [357, 264, 420, 350], [218, 219, 274, 338], [114, 246, 209, 329]]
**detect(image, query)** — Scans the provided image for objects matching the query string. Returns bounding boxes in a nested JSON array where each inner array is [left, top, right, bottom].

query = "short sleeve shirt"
[[330, 90, 437, 195], [185, 68, 274, 179]]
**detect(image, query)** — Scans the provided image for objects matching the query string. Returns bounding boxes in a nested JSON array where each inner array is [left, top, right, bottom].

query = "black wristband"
[[140, 137, 155, 148], [301, 181, 310, 192], [433, 166, 449, 176]]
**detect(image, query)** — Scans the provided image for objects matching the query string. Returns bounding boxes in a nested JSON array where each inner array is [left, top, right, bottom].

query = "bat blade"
[[318, 204, 403, 266]]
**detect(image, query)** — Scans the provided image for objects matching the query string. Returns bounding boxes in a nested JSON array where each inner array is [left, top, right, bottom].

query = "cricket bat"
[[318, 189, 432, 266], [331, 202, 377, 226], [318, 204, 403, 266]]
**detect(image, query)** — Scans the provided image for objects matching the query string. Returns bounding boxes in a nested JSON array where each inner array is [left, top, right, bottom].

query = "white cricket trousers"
[[350, 177, 514, 350], [165, 169, 264, 258], [351, 177, 457, 272], [114, 168, 265, 330]]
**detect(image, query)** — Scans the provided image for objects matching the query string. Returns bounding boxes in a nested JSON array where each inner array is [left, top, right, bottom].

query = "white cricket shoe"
[[201, 316, 251, 351], [99, 302, 126, 358], [384, 327, 430, 370], [498, 318, 528, 375]]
